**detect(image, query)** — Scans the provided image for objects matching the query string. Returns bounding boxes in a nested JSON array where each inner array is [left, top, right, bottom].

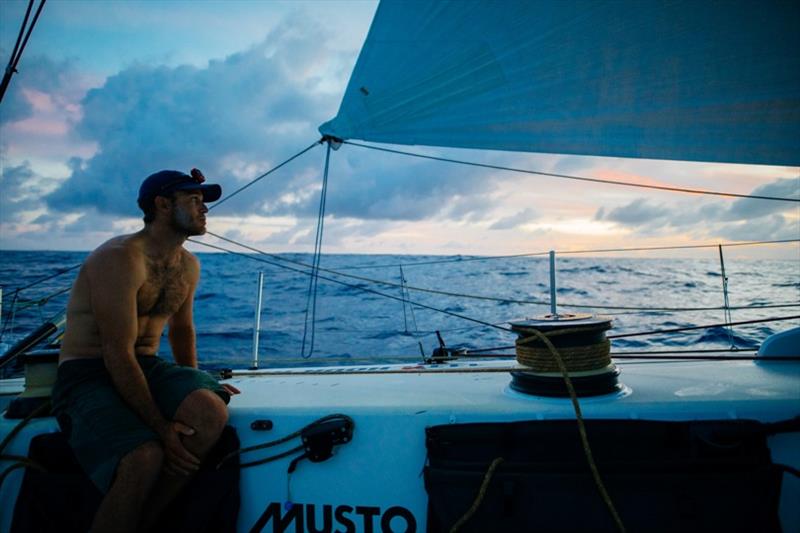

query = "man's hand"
[[221, 383, 240, 395], [158, 420, 201, 476]]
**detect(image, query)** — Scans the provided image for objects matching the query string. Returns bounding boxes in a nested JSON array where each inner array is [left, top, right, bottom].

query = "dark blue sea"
[[1, 251, 798, 370]]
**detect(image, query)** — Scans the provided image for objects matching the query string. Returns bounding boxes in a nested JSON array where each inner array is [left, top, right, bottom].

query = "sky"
[[0, 0, 798, 260]]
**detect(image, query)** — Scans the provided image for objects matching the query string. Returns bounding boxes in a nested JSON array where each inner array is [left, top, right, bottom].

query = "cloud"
[[0, 53, 87, 125], [597, 177, 799, 241], [41, 12, 511, 227], [716, 214, 798, 242], [0, 161, 58, 220], [601, 199, 670, 225], [489, 208, 538, 230], [44, 15, 350, 218], [723, 178, 800, 220]]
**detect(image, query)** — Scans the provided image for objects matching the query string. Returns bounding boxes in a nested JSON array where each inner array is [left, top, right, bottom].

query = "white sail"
[[320, 0, 800, 166]]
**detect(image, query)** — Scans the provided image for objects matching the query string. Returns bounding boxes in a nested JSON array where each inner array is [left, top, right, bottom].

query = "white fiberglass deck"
[[2, 357, 799, 532]]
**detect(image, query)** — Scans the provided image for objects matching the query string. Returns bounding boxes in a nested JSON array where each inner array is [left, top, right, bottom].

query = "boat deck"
[[2, 356, 799, 532]]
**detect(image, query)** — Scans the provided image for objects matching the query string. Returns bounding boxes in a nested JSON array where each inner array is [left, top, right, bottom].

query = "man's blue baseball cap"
[[138, 169, 222, 204]]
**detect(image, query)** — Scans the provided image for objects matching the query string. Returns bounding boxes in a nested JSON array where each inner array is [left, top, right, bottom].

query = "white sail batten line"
[[343, 141, 799, 203], [202, 231, 799, 314], [208, 140, 323, 211]]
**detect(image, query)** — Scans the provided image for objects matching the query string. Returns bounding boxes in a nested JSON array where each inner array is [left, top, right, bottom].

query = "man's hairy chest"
[[137, 260, 190, 317]]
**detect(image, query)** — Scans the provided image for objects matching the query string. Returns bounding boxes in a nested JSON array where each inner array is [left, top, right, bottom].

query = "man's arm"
[[88, 246, 199, 474], [168, 253, 199, 368]]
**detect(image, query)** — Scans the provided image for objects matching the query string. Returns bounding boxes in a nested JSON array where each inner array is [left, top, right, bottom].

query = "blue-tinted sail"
[[321, 0, 800, 166]]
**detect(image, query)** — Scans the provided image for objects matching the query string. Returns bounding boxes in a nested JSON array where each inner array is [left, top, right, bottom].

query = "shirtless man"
[[52, 169, 238, 533]]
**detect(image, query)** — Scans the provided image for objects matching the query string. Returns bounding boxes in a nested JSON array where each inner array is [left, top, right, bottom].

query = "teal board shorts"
[[50, 356, 230, 493]]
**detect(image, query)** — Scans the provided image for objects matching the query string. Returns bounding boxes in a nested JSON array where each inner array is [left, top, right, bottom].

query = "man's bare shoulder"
[[180, 248, 201, 281], [85, 234, 146, 276]]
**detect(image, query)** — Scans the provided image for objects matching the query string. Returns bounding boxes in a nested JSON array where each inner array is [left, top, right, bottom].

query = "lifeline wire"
[[192, 237, 798, 357], [188, 238, 515, 335], [466, 314, 800, 354], [344, 140, 800, 203], [202, 232, 799, 314], [339, 239, 800, 270], [608, 315, 800, 339]]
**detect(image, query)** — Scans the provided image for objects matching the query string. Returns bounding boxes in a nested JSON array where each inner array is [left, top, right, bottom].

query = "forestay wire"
[[300, 142, 332, 358], [208, 139, 323, 211]]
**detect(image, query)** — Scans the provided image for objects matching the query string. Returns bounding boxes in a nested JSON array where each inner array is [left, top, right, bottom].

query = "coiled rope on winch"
[[516, 328, 611, 372]]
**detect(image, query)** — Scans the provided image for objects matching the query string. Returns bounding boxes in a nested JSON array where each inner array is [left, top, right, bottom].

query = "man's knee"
[[116, 440, 164, 484], [176, 389, 228, 435]]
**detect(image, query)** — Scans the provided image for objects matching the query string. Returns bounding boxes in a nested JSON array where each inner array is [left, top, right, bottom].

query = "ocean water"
[[0, 250, 798, 370]]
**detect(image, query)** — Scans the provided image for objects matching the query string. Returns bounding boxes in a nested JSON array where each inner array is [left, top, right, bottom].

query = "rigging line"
[[462, 353, 798, 362], [301, 142, 332, 359], [3, 286, 71, 314], [468, 345, 744, 354], [403, 265, 419, 332], [208, 139, 322, 210], [3, 0, 33, 79], [557, 239, 800, 255], [338, 239, 800, 270], [607, 315, 800, 339], [188, 239, 515, 334], [0, 0, 46, 104], [469, 348, 759, 355], [14, 0, 46, 71], [203, 231, 798, 313], [344, 141, 800, 203], [4, 263, 82, 295], [468, 315, 800, 353], [399, 266, 409, 333]]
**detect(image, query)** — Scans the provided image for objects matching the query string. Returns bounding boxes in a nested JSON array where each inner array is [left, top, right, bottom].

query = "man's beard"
[[170, 206, 205, 236]]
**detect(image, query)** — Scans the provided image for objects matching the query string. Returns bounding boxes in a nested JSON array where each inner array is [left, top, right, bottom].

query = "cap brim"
[[173, 183, 222, 203]]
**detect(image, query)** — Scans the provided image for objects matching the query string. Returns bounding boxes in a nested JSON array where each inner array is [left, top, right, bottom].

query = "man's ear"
[[154, 195, 173, 213]]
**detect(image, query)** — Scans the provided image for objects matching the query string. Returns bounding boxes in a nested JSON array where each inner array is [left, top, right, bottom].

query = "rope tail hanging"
[[301, 141, 333, 358], [519, 328, 627, 533]]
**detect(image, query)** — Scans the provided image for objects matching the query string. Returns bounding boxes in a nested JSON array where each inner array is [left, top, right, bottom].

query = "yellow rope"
[[449, 456, 505, 533], [520, 328, 626, 533], [515, 324, 612, 372], [516, 338, 610, 372]]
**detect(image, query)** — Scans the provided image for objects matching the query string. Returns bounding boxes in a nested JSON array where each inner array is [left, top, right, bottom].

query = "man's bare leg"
[[91, 441, 164, 533], [140, 389, 228, 531]]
